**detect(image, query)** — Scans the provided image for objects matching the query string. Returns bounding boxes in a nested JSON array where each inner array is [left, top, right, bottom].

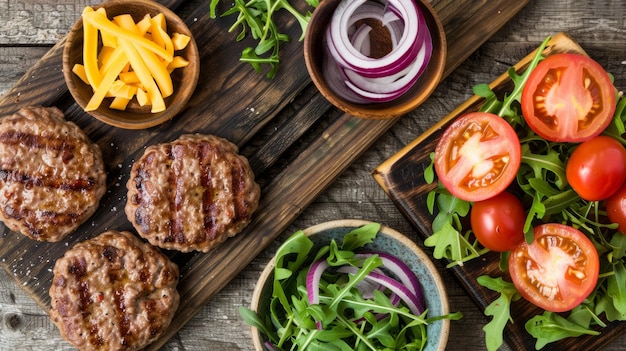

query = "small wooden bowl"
[[304, 0, 446, 119], [63, 0, 199, 129]]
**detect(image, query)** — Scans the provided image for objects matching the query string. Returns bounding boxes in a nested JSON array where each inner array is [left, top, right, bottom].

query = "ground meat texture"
[[49, 230, 180, 351], [0, 106, 106, 241], [125, 134, 261, 252]]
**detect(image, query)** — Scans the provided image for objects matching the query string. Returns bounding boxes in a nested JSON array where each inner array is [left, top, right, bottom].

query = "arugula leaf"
[[424, 221, 484, 268], [341, 222, 380, 251], [608, 232, 626, 260], [607, 260, 626, 315], [525, 312, 600, 349], [496, 36, 551, 118], [477, 276, 521, 351], [210, 0, 317, 78], [271, 230, 313, 324]]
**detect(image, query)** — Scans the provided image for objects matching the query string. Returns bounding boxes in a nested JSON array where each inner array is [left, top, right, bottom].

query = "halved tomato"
[[521, 53, 615, 142], [434, 112, 521, 202], [508, 223, 600, 312]]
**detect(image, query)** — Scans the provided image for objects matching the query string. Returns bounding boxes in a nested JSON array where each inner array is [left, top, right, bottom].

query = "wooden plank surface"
[[2, 0, 626, 350], [0, 0, 530, 349]]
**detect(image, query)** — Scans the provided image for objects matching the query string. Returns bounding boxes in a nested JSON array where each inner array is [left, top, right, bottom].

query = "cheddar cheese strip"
[[115, 14, 173, 98], [82, 8, 173, 63], [85, 47, 129, 111], [117, 36, 166, 112], [82, 7, 101, 88]]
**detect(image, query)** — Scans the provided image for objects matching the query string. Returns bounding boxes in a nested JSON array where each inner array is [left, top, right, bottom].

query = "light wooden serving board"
[[374, 32, 626, 351], [0, 0, 530, 349]]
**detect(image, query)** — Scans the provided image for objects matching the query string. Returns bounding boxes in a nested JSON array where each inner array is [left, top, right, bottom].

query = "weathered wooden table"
[[0, 0, 625, 350]]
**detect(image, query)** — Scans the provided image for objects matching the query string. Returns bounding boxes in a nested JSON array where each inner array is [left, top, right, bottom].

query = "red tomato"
[[434, 112, 521, 202], [509, 223, 600, 312], [565, 135, 626, 201], [521, 53, 615, 142], [470, 191, 525, 252], [606, 181, 626, 233]]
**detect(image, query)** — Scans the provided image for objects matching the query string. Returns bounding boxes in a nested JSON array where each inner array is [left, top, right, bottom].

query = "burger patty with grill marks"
[[49, 230, 180, 351], [125, 134, 261, 252], [0, 106, 106, 242]]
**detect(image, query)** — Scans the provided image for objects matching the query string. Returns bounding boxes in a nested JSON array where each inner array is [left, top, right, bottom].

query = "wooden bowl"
[[63, 0, 199, 129], [304, 0, 446, 119], [250, 219, 450, 351]]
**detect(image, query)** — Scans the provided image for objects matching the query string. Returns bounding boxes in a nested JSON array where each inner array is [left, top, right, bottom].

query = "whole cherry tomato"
[[470, 191, 525, 252], [565, 135, 626, 201]]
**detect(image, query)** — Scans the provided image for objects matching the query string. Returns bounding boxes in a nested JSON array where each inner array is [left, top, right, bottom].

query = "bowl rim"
[[250, 219, 450, 351], [303, 0, 447, 120], [62, 0, 200, 129]]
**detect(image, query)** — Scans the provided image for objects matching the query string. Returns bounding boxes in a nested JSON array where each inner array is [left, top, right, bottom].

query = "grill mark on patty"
[[200, 141, 218, 241], [230, 159, 250, 223], [67, 257, 100, 347], [170, 143, 186, 244], [0, 168, 99, 191], [3, 205, 82, 238], [132, 156, 154, 235], [0, 130, 77, 152], [114, 286, 131, 347]]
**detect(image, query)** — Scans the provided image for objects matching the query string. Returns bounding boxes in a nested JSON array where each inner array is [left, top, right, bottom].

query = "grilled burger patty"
[[0, 106, 106, 242], [49, 230, 180, 351], [125, 134, 260, 252]]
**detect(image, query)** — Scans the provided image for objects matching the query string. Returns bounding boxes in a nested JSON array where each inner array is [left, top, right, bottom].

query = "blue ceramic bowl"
[[250, 219, 450, 351]]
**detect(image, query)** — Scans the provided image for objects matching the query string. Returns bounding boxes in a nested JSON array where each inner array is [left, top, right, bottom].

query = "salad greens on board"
[[241, 223, 462, 351], [424, 36, 626, 350], [209, 0, 319, 78]]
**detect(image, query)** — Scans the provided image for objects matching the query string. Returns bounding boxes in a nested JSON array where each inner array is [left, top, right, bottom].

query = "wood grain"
[[0, 0, 531, 349], [374, 33, 625, 351]]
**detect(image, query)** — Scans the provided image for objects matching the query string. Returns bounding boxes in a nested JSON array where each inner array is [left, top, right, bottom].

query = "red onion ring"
[[322, 0, 433, 103]]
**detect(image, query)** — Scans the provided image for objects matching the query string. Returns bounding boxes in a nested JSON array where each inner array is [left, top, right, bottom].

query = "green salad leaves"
[[209, 0, 319, 78], [424, 36, 626, 350], [241, 224, 462, 351]]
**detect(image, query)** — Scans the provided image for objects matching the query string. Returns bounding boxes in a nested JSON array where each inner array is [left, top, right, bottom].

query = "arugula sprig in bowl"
[[243, 219, 460, 351]]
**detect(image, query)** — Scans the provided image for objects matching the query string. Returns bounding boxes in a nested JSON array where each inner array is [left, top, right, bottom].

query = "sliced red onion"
[[355, 251, 424, 305], [306, 259, 330, 304], [322, 0, 433, 103], [338, 265, 425, 315], [329, 0, 420, 73], [343, 35, 429, 101], [351, 25, 373, 57], [264, 341, 279, 351], [353, 267, 391, 299]]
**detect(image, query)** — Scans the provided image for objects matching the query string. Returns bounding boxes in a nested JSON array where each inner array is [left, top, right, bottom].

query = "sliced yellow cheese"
[[82, 7, 101, 88], [117, 36, 166, 113], [72, 64, 89, 85], [115, 14, 173, 98], [75, 6, 191, 113], [82, 9, 173, 63], [167, 56, 189, 73], [85, 46, 129, 111], [172, 32, 191, 51]]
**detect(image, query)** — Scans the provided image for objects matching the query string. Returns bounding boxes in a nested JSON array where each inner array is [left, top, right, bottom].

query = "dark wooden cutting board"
[[0, 0, 530, 349], [374, 32, 626, 350]]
